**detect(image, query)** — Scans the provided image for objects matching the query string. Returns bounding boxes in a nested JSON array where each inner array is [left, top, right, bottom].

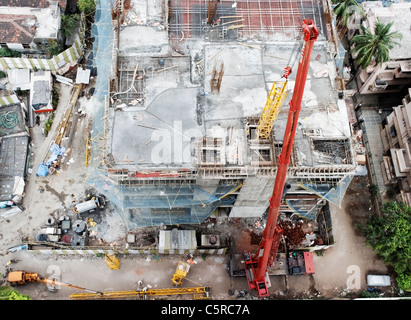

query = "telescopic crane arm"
[[7, 270, 102, 295], [244, 19, 319, 297]]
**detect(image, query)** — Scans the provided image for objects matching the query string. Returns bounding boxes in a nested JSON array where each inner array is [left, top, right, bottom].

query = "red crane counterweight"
[[243, 19, 319, 297]]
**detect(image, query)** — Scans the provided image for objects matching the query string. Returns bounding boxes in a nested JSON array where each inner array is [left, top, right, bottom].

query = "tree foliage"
[[78, 0, 96, 15], [362, 201, 411, 291], [0, 286, 30, 300], [351, 20, 402, 69], [61, 14, 80, 37], [332, 0, 364, 29], [0, 47, 22, 58], [47, 40, 63, 56]]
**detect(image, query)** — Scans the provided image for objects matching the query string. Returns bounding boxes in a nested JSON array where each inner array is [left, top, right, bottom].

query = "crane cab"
[[7, 271, 26, 285], [7, 271, 40, 285], [243, 252, 270, 297], [171, 261, 191, 286]]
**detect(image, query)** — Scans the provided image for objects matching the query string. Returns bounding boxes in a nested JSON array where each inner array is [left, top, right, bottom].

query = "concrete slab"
[[110, 87, 204, 167]]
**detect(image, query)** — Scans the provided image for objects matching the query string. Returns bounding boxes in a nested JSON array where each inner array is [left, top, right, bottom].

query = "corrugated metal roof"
[[158, 229, 197, 251], [75, 68, 90, 84], [7, 69, 30, 90]]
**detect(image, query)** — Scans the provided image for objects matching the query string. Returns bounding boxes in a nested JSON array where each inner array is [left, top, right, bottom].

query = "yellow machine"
[[7, 270, 101, 294], [105, 254, 120, 270], [171, 261, 191, 286], [256, 79, 289, 139], [70, 286, 211, 300], [7, 271, 40, 285]]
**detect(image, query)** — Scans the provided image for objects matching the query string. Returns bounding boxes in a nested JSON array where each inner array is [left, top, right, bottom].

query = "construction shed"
[[158, 229, 197, 253]]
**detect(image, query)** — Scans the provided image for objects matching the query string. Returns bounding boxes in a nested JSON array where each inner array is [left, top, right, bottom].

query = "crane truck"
[[7, 270, 102, 294], [243, 19, 319, 297]]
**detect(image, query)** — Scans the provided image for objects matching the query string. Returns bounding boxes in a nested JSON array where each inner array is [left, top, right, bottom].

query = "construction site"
[[0, 0, 388, 301], [84, 0, 355, 297], [88, 0, 353, 233]]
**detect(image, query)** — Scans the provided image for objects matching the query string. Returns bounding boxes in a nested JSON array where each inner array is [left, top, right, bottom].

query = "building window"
[[198, 137, 223, 165], [390, 126, 397, 138]]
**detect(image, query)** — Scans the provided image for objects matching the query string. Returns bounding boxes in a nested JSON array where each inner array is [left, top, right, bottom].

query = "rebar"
[[168, 0, 323, 42]]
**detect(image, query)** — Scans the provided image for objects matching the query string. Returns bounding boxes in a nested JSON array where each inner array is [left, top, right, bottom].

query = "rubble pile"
[[279, 220, 306, 247]]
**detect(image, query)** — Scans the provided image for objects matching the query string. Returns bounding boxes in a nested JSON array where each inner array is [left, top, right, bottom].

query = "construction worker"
[[211, 17, 221, 27]]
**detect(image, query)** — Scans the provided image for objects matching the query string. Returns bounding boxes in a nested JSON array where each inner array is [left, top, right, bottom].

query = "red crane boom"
[[244, 19, 319, 297]]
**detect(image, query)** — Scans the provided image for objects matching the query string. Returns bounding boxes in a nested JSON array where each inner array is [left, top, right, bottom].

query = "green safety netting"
[[285, 199, 317, 221], [297, 173, 354, 209], [84, 1, 244, 229]]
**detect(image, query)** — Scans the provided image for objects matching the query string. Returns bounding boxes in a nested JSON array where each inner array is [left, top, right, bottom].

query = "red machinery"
[[244, 19, 319, 297]]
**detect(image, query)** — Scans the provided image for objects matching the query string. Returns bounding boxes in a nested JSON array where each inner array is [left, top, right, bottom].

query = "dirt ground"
[[0, 84, 395, 300]]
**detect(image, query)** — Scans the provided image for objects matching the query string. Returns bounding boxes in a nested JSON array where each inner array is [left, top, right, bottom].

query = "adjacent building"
[[351, 1, 411, 95], [0, 0, 66, 53], [380, 88, 411, 205]]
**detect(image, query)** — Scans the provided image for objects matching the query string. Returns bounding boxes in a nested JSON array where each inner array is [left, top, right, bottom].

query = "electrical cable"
[[0, 111, 19, 134]]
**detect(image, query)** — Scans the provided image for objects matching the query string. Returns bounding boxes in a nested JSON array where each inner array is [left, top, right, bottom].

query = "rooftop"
[[0, 0, 61, 41], [106, 0, 352, 171], [0, 0, 66, 10], [0, 15, 36, 44], [362, 1, 411, 60], [0, 0, 50, 7]]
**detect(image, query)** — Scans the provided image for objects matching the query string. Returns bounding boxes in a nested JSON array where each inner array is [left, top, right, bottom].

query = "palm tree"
[[351, 20, 402, 69], [332, 0, 364, 34]]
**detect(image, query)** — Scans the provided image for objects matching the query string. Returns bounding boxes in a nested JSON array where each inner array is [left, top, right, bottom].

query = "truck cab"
[[7, 271, 40, 285]]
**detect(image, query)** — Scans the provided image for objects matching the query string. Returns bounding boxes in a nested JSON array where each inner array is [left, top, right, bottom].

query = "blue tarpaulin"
[[46, 143, 65, 166], [36, 163, 49, 176]]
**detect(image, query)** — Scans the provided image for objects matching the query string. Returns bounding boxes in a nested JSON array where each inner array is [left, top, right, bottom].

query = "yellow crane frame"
[[104, 254, 120, 270], [256, 80, 288, 140], [70, 286, 211, 300], [171, 261, 191, 286]]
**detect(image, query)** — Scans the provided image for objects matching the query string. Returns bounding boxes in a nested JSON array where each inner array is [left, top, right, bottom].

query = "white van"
[[366, 274, 391, 287]]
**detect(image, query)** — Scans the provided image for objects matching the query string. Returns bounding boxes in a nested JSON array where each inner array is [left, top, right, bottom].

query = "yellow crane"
[[171, 260, 191, 286], [70, 286, 211, 300], [104, 254, 120, 270], [255, 68, 291, 140]]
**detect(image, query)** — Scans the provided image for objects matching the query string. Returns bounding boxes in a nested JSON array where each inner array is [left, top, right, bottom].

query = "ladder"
[[256, 80, 288, 140]]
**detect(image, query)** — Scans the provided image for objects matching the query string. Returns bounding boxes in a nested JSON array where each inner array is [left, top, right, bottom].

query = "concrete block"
[[356, 154, 366, 165], [127, 234, 135, 243]]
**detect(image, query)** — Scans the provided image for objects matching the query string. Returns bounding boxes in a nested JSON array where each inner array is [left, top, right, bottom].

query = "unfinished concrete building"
[[86, 0, 357, 248]]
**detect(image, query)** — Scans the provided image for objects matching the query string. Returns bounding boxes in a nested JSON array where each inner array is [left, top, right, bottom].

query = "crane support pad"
[[303, 252, 315, 274]]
